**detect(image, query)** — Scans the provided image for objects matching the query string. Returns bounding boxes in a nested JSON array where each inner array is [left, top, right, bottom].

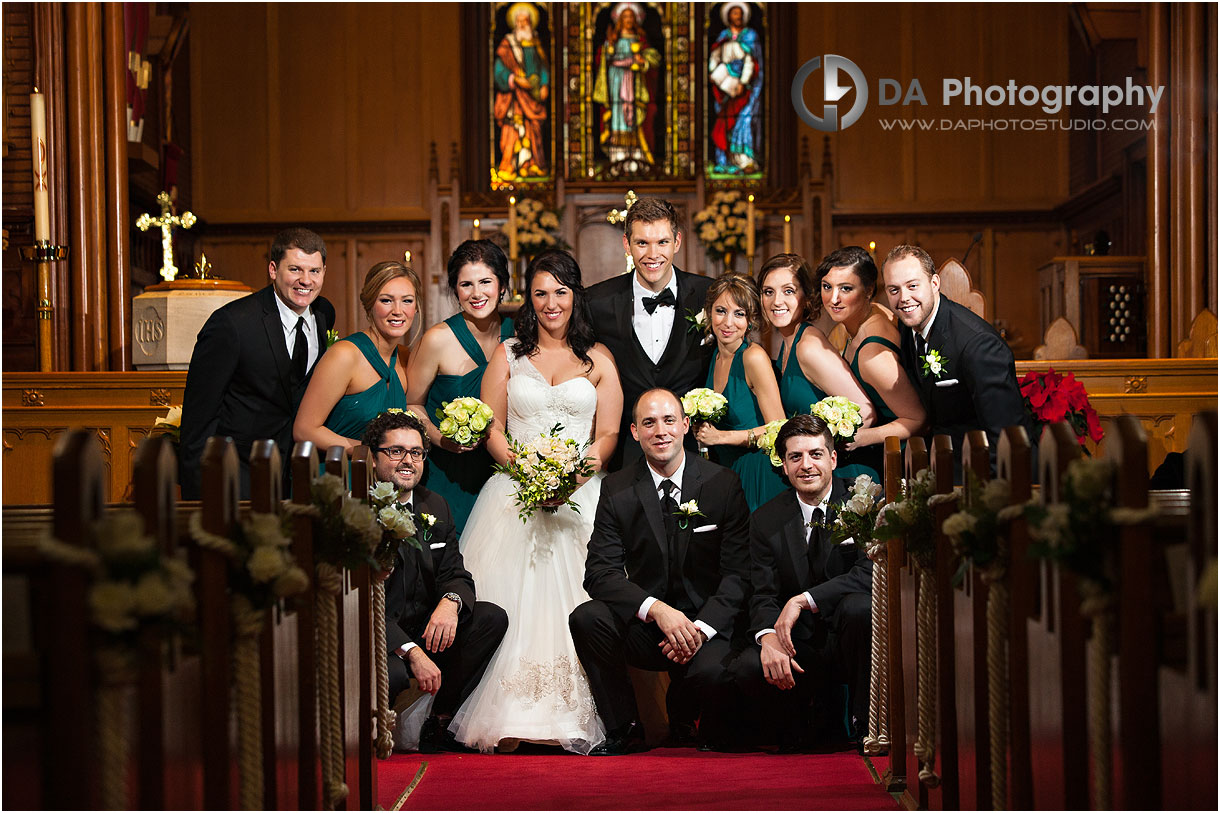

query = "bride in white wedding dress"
[[449, 250, 622, 754]]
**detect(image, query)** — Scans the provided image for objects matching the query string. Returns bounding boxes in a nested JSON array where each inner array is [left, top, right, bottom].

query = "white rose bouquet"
[[826, 474, 884, 551], [436, 396, 494, 449], [811, 396, 864, 442], [681, 387, 729, 456], [753, 419, 787, 467], [308, 473, 382, 570], [873, 468, 938, 568], [367, 480, 419, 570], [495, 423, 594, 521]]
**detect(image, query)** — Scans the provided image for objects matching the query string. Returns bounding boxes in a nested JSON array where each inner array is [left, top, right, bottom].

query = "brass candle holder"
[[20, 240, 71, 372]]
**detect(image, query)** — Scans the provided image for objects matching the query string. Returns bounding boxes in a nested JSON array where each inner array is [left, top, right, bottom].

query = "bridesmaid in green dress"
[[294, 260, 418, 452], [691, 274, 788, 511], [816, 246, 925, 481], [757, 252, 875, 431], [405, 240, 513, 535]]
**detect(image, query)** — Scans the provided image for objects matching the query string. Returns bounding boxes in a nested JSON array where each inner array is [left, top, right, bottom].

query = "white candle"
[[30, 90, 49, 242], [783, 215, 792, 254], [746, 194, 755, 257], [472, 218, 481, 240], [508, 197, 518, 260]]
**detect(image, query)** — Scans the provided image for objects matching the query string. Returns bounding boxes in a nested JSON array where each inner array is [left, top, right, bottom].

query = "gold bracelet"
[[747, 428, 756, 448]]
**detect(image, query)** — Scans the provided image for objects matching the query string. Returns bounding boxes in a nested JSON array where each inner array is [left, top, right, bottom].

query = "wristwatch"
[[442, 592, 463, 612]]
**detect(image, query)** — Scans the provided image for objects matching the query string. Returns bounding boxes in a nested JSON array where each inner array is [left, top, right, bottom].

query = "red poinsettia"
[[1019, 367, 1105, 447]]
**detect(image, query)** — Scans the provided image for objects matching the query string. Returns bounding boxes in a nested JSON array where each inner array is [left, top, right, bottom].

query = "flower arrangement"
[[152, 405, 182, 446], [681, 387, 729, 424], [874, 468, 938, 567], [367, 481, 420, 569], [940, 473, 1024, 584], [436, 397, 494, 448], [225, 511, 310, 607], [754, 418, 787, 467], [495, 424, 595, 521], [1019, 367, 1104, 449], [86, 509, 196, 637], [692, 190, 750, 256], [811, 396, 864, 442], [1023, 457, 1123, 591], [673, 500, 704, 530], [308, 473, 383, 570], [503, 197, 569, 255], [684, 307, 707, 335], [922, 348, 948, 379], [826, 474, 884, 550]]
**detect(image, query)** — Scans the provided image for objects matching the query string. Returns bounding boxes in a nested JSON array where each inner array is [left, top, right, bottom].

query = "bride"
[[449, 249, 622, 754]]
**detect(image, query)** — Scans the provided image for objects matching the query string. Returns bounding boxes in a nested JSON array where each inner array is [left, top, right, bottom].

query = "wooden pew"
[[879, 435, 905, 792], [291, 442, 323, 809], [350, 446, 378, 811], [928, 435, 959, 810], [198, 436, 241, 809], [1024, 422, 1087, 810], [897, 437, 927, 810], [950, 431, 991, 809], [131, 435, 203, 809], [996, 426, 1034, 810], [250, 440, 301, 809]]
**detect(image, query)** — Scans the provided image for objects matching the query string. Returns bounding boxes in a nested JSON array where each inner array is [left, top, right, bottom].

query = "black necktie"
[[291, 316, 307, 381], [660, 479, 686, 601], [807, 507, 824, 576], [642, 288, 676, 315]]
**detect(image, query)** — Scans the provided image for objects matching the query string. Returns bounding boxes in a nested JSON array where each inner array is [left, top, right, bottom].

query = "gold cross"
[[136, 191, 196, 282], [606, 190, 638, 275]]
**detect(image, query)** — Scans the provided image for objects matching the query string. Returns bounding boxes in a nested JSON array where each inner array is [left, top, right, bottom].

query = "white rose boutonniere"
[[922, 348, 948, 378], [419, 512, 438, 542], [673, 500, 705, 530]]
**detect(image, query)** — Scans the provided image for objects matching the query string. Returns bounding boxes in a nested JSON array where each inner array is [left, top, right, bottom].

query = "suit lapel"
[[633, 460, 668, 560], [260, 288, 295, 405], [676, 454, 704, 571], [409, 494, 436, 581], [312, 307, 331, 368], [781, 493, 810, 583]]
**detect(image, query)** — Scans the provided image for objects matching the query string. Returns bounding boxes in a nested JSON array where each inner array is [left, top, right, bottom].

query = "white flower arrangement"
[[922, 348, 948, 378], [827, 474, 884, 550], [681, 387, 729, 424], [810, 396, 864, 441], [366, 479, 420, 569], [508, 197, 568, 255], [495, 423, 594, 521], [436, 397, 495, 448], [753, 418, 787, 467], [692, 190, 750, 255], [674, 500, 704, 530], [307, 475, 383, 571]]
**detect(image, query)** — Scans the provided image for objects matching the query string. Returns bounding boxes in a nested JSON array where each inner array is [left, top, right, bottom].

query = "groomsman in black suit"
[[730, 414, 873, 751], [588, 198, 714, 471], [179, 228, 337, 499], [570, 388, 751, 754], [364, 411, 508, 753], [882, 244, 1032, 473]]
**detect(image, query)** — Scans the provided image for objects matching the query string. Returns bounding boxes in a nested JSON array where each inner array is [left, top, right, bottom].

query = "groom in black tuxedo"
[[730, 414, 873, 751], [570, 388, 750, 754], [179, 228, 336, 499], [364, 411, 508, 753], [588, 197, 714, 472], [882, 244, 1032, 474]]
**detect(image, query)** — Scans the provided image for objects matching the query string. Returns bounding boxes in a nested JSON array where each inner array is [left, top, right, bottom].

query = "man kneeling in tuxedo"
[[571, 388, 751, 755], [730, 414, 873, 752], [365, 411, 508, 753]]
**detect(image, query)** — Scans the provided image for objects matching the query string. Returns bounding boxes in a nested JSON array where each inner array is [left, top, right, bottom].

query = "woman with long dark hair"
[[405, 240, 515, 534], [448, 249, 622, 755]]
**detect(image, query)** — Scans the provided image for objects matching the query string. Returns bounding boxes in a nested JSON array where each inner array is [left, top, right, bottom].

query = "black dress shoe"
[[589, 721, 648, 756], [419, 715, 476, 754], [663, 720, 699, 747]]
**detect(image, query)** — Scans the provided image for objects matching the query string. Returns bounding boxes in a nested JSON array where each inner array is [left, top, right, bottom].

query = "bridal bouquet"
[[436, 396, 494, 448], [496, 424, 595, 521], [811, 396, 864, 442]]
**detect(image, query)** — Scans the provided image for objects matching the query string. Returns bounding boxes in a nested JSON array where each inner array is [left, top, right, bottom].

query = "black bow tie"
[[642, 288, 676, 315]]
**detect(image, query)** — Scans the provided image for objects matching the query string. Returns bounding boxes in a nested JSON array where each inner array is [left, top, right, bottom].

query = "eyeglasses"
[[374, 446, 427, 462]]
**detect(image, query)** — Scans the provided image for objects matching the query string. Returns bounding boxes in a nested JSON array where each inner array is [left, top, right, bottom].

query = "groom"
[[570, 388, 750, 754], [588, 197, 714, 471]]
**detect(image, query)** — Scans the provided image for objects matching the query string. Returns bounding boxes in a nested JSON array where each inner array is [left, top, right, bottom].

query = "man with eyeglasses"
[[362, 410, 508, 753]]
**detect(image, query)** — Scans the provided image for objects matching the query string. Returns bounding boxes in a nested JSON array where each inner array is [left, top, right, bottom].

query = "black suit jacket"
[[747, 479, 873, 639], [383, 487, 477, 652], [179, 285, 335, 498], [587, 269, 714, 470], [897, 295, 1032, 462], [584, 454, 751, 638]]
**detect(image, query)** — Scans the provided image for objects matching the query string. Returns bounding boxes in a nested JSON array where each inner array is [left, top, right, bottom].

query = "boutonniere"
[[684, 307, 707, 334], [419, 512, 437, 542], [673, 500, 704, 530], [922, 348, 948, 378], [326, 329, 339, 347]]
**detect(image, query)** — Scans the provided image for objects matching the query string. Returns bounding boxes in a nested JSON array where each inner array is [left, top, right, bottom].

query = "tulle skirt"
[[449, 472, 606, 754]]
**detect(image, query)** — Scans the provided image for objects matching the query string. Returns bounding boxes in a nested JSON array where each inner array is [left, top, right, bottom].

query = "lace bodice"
[[504, 340, 597, 445]]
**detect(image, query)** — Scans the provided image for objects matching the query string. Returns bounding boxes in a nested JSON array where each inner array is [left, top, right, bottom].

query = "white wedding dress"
[[449, 340, 606, 754]]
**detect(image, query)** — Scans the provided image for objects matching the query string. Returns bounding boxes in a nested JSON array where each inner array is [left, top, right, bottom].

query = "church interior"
[[2, 2, 1217, 810]]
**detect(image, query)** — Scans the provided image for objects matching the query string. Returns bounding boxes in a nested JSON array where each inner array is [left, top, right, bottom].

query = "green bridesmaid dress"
[[323, 332, 406, 441], [836, 335, 900, 483], [778, 322, 828, 417], [420, 314, 513, 535], [706, 341, 789, 511]]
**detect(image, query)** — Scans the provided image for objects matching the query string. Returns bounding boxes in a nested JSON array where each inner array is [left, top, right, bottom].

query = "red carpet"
[[376, 747, 899, 810]]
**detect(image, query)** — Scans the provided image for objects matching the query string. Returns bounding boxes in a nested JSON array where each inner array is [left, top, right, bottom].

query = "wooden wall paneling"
[[990, 228, 1066, 356], [354, 236, 428, 340], [1184, 3, 1208, 337], [193, 236, 272, 293], [87, 2, 110, 370], [103, 2, 131, 371], [1145, 3, 1170, 357]]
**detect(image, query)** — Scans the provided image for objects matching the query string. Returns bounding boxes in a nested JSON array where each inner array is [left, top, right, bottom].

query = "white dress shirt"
[[636, 456, 719, 640], [631, 273, 679, 365], [916, 294, 942, 349], [754, 491, 832, 644], [273, 293, 319, 372]]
